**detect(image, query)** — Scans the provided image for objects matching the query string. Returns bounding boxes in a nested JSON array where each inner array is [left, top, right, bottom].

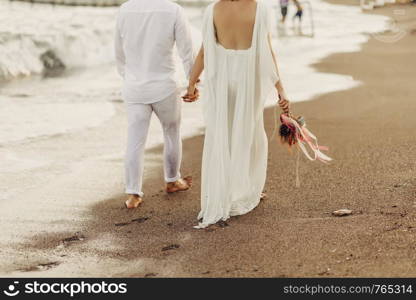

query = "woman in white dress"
[[183, 0, 290, 228]]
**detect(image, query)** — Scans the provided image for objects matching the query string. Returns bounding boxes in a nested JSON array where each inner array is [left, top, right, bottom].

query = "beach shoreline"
[[1, 1, 415, 277]]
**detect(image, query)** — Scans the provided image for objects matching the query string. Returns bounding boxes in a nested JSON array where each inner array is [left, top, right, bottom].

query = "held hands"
[[182, 80, 200, 103]]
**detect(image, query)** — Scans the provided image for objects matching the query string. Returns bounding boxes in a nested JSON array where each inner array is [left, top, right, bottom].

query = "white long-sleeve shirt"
[[115, 0, 194, 104]]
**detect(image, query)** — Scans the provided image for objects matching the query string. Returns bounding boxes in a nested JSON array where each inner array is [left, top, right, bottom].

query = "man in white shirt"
[[115, 0, 195, 209]]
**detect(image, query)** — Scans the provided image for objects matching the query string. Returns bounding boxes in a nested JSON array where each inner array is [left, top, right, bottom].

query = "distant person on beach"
[[279, 0, 303, 24], [115, 0, 194, 209], [183, 0, 290, 228], [292, 0, 303, 23], [280, 0, 289, 23]]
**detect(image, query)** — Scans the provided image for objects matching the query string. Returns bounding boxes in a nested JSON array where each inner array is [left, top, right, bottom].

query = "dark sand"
[[2, 2, 415, 277]]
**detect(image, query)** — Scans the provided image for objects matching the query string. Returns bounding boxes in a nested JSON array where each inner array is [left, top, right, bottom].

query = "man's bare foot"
[[166, 176, 192, 193], [125, 195, 143, 209]]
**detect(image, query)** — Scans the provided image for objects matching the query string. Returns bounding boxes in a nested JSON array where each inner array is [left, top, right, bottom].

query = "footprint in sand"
[[56, 232, 86, 250], [204, 220, 230, 232], [115, 217, 150, 227], [161, 244, 180, 252], [21, 261, 60, 272], [62, 233, 85, 243]]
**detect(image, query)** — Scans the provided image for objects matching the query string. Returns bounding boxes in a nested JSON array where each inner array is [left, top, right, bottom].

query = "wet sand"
[[1, 2, 416, 277]]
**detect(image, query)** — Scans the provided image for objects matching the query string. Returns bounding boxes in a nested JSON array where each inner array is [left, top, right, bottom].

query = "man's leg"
[[125, 102, 152, 208], [152, 93, 192, 193]]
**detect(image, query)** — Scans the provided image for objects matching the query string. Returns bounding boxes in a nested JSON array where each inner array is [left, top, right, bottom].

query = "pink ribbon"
[[281, 114, 332, 164]]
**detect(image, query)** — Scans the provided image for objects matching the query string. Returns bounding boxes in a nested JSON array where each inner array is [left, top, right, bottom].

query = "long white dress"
[[196, 1, 279, 228]]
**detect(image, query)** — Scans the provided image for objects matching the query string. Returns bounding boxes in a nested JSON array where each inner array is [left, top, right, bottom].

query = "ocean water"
[[266, 0, 389, 103], [0, 0, 390, 150]]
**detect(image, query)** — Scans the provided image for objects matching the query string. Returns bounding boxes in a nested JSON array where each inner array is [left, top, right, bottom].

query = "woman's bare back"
[[213, 0, 258, 50]]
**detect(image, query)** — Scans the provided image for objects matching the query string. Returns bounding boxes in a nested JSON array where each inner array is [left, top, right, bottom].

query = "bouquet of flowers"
[[277, 97, 332, 165], [279, 113, 332, 163]]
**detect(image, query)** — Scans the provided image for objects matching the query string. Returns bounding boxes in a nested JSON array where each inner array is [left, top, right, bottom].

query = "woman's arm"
[[183, 46, 204, 102], [268, 34, 290, 114]]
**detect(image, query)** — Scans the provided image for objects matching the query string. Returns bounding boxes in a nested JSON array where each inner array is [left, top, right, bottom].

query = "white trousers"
[[125, 93, 182, 197]]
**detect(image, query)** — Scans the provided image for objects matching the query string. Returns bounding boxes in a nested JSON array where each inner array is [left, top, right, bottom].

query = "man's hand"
[[182, 82, 199, 102]]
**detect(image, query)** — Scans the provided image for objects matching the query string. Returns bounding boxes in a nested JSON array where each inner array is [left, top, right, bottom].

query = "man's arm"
[[174, 6, 195, 79], [114, 14, 125, 78]]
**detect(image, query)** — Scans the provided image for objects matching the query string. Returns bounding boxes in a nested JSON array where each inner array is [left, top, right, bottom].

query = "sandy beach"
[[1, 1, 415, 277]]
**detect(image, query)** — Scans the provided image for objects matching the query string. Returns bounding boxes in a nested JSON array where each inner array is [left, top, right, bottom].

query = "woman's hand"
[[182, 82, 200, 103], [278, 90, 290, 115]]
